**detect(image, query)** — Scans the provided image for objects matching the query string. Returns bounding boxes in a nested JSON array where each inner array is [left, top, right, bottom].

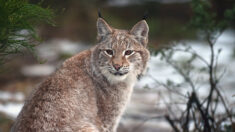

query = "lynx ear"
[[97, 18, 112, 41], [130, 20, 149, 46]]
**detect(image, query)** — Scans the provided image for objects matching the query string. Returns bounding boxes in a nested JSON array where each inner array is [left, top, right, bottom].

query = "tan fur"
[[11, 18, 150, 132]]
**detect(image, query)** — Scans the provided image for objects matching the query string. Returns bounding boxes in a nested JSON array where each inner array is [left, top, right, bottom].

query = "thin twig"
[[165, 115, 180, 132], [173, 48, 209, 67], [149, 75, 187, 98]]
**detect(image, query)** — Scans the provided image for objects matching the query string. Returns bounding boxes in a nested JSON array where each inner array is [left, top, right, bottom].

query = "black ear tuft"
[[98, 9, 103, 18], [142, 10, 148, 20]]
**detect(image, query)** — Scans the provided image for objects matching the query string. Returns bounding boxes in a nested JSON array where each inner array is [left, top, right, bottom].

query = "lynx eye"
[[124, 50, 134, 56], [105, 49, 113, 56]]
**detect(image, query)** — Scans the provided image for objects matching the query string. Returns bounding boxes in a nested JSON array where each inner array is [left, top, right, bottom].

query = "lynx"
[[12, 17, 150, 132]]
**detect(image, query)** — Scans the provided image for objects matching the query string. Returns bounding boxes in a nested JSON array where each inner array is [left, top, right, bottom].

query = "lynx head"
[[91, 18, 150, 84]]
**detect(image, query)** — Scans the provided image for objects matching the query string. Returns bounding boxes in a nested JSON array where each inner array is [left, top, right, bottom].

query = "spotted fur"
[[11, 18, 150, 132]]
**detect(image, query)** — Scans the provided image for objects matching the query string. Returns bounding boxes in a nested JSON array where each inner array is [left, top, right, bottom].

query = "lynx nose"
[[113, 64, 122, 71]]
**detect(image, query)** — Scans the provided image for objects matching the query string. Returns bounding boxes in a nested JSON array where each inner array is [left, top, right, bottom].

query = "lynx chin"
[[12, 17, 150, 132]]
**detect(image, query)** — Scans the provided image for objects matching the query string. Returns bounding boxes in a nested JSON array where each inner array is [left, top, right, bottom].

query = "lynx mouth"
[[110, 71, 128, 76]]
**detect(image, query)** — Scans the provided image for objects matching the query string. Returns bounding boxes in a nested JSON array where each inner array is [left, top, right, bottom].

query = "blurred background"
[[0, 0, 235, 132]]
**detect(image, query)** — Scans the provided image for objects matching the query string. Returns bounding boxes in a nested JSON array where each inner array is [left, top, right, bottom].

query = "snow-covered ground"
[[139, 30, 235, 85], [137, 30, 235, 102], [132, 30, 235, 123], [0, 30, 234, 131], [0, 92, 24, 119]]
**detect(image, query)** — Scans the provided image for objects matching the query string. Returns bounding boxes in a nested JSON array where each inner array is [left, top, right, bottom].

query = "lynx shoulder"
[[12, 17, 150, 132]]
